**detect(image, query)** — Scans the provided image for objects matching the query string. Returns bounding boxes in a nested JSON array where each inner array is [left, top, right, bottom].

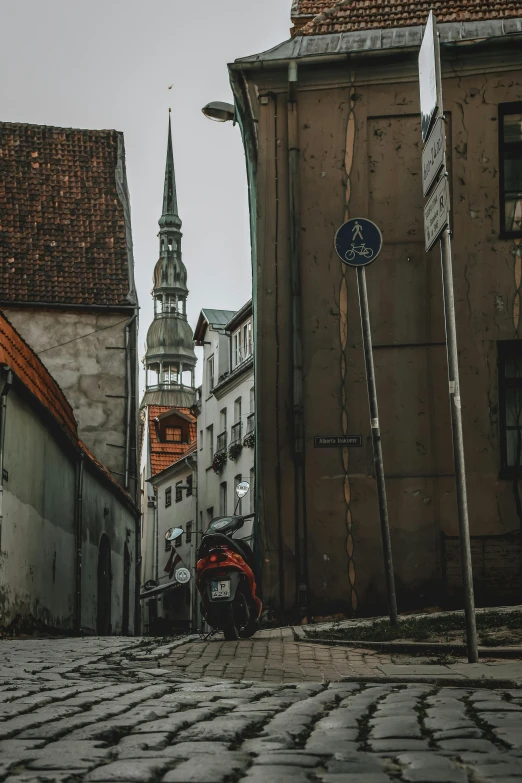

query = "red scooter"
[[196, 482, 262, 640]]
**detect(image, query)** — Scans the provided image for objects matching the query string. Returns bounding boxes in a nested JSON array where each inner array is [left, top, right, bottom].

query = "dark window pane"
[[504, 357, 522, 379], [506, 428, 522, 467], [504, 113, 522, 144], [506, 387, 522, 427]]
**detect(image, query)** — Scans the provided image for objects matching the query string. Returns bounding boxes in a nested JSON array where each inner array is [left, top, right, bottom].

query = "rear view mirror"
[[235, 481, 250, 499], [165, 527, 183, 542]]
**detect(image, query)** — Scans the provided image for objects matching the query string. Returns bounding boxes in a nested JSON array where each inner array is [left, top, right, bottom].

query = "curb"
[[297, 635, 522, 659], [338, 675, 521, 689]]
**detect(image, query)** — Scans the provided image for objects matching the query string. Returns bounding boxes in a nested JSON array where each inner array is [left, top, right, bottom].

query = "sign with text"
[[314, 436, 362, 448], [422, 117, 446, 196], [424, 176, 449, 251], [419, 11, 440, 142]]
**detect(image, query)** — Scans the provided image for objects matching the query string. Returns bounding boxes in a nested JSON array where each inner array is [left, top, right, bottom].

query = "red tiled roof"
[[0, 309, 77, 440], [148, 405, 197, 478], [0, 122, 133, 306], [296, 1, 522, 35]]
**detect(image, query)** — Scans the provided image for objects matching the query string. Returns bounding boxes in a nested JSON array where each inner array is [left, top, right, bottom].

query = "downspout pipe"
[[75, 452, 85, 633], [287, 61, 309, 619], [186, 453, 198, 632], [0, 367, 13, 551], [124, 311, 138, 493]]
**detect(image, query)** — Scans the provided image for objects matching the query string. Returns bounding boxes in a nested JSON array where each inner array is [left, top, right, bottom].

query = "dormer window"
[[166, 426, 182, 443], [232, 319, 253, 369]]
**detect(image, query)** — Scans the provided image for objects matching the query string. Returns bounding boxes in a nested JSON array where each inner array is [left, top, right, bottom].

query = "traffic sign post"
[[335, 218, 398, 626], [419, 12, 478, 663]]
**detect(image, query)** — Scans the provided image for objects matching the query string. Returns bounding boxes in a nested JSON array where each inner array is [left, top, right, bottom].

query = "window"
[[175, 530, 182, 548], [207, 507, 214, 527], [220, 482, 227, 516], [186, 521, 193, 544], [175, 481, 183, 503], [207, 425, 214, 463], [199, 430, 203, 451], [250, 386, 255, 414], [235, 474, 242, 515], [165, 487, 172, 508], [499, 103, 522, 237], [232, 320, 253, 368], [499, 342, 522, 477], [207, 355, 215, 393], [220, 407, 227, 433], [234, 397, 242, 425], [186, 475, 193, 497], [165, 426, 182, 442]]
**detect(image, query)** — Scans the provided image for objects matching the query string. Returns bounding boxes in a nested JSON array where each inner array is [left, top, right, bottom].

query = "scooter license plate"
[[211, 580, 231, 599]]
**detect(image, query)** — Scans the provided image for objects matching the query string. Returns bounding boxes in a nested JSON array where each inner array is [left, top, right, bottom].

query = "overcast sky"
[[0, 0, 290, 385]]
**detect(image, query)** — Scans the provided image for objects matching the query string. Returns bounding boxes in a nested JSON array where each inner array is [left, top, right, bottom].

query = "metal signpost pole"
[[335, 217, 398, 626], [420, 11, 478, 662], [440, 230, 478, 662], [357, 266, 398, 626]]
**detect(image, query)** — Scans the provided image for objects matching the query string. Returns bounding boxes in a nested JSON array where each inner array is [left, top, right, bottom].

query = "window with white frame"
[[207, 355, 215, 393], [232, 319, 253, 369]]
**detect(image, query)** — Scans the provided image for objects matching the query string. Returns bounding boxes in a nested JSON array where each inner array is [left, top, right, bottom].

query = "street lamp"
[[201, 101, 235, 123]]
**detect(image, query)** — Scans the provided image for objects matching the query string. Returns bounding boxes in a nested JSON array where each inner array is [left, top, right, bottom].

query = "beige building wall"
[[233, 33, 522, 620], [4, 308, 137, 495]]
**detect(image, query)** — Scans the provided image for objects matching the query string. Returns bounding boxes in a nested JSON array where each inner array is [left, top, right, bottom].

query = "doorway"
[[97, 534, 112, 635]]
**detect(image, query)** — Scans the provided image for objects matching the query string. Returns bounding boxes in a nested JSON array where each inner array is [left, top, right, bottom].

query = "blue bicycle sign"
[[334, 218, 383, 267]]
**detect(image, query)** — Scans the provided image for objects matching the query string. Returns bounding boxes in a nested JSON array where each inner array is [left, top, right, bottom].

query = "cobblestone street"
[[0, 635, 522, 782]]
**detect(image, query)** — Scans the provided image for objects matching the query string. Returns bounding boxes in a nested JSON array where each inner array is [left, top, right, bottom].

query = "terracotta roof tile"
[[0, 122, 132, 306], [0, 309, 77, 439], [148, 405, 197, 478], [296, 1, 522, 35]]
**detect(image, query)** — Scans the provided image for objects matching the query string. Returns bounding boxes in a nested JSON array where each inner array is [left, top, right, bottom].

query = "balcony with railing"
[[216, 431, 227, 455], [231, 421, 242, 445]]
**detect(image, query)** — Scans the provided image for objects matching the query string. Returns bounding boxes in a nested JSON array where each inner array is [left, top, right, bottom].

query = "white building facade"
[[194, 302, 256, 550]]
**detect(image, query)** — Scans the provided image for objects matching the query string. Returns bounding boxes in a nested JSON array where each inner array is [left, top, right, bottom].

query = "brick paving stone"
[[162, 753, 249, 783], [86, 759, 173, 782]]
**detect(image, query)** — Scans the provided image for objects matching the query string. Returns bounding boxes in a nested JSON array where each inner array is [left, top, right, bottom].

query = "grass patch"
[[304, 610, 522, 647]]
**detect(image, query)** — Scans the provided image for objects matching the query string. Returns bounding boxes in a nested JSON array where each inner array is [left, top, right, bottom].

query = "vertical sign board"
[[418, 14, 478, 663], [419, 10, 440, 143]]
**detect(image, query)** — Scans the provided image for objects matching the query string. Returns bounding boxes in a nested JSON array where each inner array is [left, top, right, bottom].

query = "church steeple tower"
[[141, 112, 197, 408]]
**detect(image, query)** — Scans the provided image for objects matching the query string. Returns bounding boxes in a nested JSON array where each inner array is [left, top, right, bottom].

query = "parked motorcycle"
[[196, 482, 262, 640]]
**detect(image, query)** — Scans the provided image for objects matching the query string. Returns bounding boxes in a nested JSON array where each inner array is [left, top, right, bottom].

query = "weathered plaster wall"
[[248, 45, 522, 619], [0, 388, 76, 629], [4, 308, 130, 485], [81, 466, 136, 635], [0, 383, 136, 634]]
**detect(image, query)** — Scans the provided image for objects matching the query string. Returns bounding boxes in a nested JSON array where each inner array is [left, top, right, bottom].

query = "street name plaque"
[[314, 436, 362, 448]]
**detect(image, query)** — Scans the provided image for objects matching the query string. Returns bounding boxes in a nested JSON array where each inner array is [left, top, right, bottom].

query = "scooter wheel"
[[239, 620, 258, 639], [222, 604, 239, 641]]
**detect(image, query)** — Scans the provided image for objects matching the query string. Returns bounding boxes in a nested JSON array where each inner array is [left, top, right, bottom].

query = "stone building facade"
[[230, 1, 522, 621], [0, 121, 139, 501]]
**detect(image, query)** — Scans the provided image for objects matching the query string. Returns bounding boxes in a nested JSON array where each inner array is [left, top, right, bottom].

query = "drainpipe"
[[75, 452, 85, 633], [124, 311, 138, 494], [186, 453, 198, 632], [154, 488, 159, 583], [0, 367, 13, 551], [287, 61, 309, 618]]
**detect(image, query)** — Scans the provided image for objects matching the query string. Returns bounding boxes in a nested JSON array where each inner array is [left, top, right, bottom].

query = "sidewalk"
[[162, 628, 522, 686]]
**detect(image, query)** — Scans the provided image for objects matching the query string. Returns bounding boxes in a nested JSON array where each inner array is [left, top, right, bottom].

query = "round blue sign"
[[334, 218, 383, 267]]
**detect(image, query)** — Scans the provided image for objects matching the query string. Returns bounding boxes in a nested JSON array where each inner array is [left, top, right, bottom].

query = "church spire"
[[159, 110, 180, 229], [141, 111, 197, 410]]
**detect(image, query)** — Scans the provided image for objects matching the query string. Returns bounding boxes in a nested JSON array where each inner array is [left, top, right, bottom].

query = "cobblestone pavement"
[[1, 636, 522, 782], [163, 629, 392, 683]]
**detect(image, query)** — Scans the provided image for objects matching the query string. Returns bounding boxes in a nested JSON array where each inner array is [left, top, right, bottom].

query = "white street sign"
[[419, 11, 440, 143], [424, 176, 449, 251], [422, 117, 446, 196]]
